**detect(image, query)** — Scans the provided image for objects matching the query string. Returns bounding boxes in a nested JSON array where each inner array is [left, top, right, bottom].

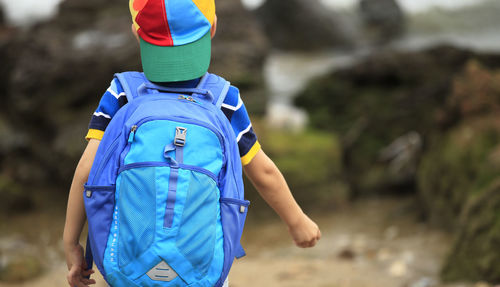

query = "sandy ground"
[[0, 197, 484, 287]]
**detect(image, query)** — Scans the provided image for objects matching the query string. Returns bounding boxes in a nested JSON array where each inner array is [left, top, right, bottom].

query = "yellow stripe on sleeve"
[[85, 129, 105, 141], [241, 141, 261, 166]]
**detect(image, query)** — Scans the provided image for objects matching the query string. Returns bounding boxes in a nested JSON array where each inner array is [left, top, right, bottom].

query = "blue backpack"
[[83, 72, 249, 287]]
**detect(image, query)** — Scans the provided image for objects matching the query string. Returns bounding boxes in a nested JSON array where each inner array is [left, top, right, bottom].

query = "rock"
[[337, 248, 356, 260], [211, 0, 269, 88], [245, 122, 345, 214], [359, 0, 405, 43], [418, 62, 500, 228], [255, 0, 355, 51], [416, 63, 500, 283], [445, 61, 500, 121], [0, 174, 34, 213], [0, 255, 43, 282], [294, 45, 500, 195], [0, 5, 4, 26], [441, 179, 500, 283], [388, 260, 408, 277]]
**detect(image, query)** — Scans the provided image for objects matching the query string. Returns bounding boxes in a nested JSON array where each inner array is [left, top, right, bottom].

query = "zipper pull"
[[128, 125, 138, 143]]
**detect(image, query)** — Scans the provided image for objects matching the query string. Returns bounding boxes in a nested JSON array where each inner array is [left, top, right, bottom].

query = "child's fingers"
[[296, 239, 314, 248], [67, 268, 82, 286], [67, 275, 88, 287], [302, 236, 319, 248], [82, 278, 97, 285], [81, 269, 95, 277]]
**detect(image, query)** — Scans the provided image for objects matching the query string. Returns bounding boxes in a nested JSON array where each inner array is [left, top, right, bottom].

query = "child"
[[63, 1, 321, 286]]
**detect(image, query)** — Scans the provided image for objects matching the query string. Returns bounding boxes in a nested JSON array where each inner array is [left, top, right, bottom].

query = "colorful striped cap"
[[130, 0, 215, 82]]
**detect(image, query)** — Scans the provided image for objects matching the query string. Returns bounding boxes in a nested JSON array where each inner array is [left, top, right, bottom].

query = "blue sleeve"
[[87, 78, 127, 139], [221, 86, 260, 165]]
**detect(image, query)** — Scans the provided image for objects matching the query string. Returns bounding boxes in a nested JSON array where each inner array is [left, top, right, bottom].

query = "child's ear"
[[210, 15, 217, 39]]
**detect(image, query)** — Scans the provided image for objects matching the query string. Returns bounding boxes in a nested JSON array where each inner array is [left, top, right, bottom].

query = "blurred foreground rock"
[[0, 0, 268, 203], [295, 47, 500, 283], [255, 0, 355, 51]]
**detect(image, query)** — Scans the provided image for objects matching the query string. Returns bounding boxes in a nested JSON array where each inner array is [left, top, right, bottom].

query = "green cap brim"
[[140, 32, 211, 82]]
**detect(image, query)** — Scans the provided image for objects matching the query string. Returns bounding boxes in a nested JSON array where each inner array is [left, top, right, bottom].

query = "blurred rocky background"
[[2, 0, 500, 286]]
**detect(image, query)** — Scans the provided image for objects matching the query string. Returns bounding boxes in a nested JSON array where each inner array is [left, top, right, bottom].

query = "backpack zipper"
[[118, 161, 218, 183], [128, 125, 138, 143]]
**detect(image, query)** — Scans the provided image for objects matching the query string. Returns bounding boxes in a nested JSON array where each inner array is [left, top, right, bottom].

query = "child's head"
[[129, 0, 216, 82]]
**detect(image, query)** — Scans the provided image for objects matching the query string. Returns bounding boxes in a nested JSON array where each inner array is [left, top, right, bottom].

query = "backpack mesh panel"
[[176, 171, 218, 278], [118, 167, 156, 268]]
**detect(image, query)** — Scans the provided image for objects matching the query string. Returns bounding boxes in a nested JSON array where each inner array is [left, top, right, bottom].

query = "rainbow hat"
[[130, 0, 216, 82]]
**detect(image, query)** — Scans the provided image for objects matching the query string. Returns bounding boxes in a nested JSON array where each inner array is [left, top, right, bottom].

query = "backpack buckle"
[[174, 127, 187, 147]]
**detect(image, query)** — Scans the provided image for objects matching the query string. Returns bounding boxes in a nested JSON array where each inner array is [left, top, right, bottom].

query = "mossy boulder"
[[441, 178, 500, 283], [417, 119, 500, 229], [255, 0, 355, 51], [245, 122, 346, 216], [295, 46, 500, 195], [418, 62, 500, 283]]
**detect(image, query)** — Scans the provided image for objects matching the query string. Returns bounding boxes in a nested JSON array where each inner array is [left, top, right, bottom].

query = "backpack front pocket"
[[115, 166, 157, 269], [108, 163, 224, 286], [175, 170, 221, 279]]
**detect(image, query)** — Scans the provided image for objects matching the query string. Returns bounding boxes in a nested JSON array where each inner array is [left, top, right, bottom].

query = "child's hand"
[[65, 243, 96, 287], [287, 213, 321, 248]]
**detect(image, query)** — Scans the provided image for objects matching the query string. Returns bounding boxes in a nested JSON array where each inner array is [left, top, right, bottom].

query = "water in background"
[[241, 0, 488, 13]]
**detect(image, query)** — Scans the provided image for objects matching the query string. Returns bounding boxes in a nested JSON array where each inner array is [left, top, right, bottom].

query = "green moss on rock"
[[245, 123, 346, 214], [417, 61, 500, 283], [441, 179, 500, 283], [417, 121, 500, 229]]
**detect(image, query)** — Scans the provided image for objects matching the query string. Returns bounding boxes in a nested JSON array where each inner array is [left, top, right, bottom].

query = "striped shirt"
[[86, 77, 261, 165]]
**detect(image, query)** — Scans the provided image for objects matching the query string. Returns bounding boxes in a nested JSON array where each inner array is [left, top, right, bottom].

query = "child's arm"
[[63, 139, 100, 287], [243, 149, 321, 248]]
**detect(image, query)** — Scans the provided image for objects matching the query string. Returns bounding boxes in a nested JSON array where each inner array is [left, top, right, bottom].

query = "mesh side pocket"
[[118, 167, 156, 268], [176, 171, 218, 278]]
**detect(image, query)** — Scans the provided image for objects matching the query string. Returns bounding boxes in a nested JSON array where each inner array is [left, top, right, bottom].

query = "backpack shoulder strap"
[[114, 72, 148, 102], [197, 73, 231, 109]]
